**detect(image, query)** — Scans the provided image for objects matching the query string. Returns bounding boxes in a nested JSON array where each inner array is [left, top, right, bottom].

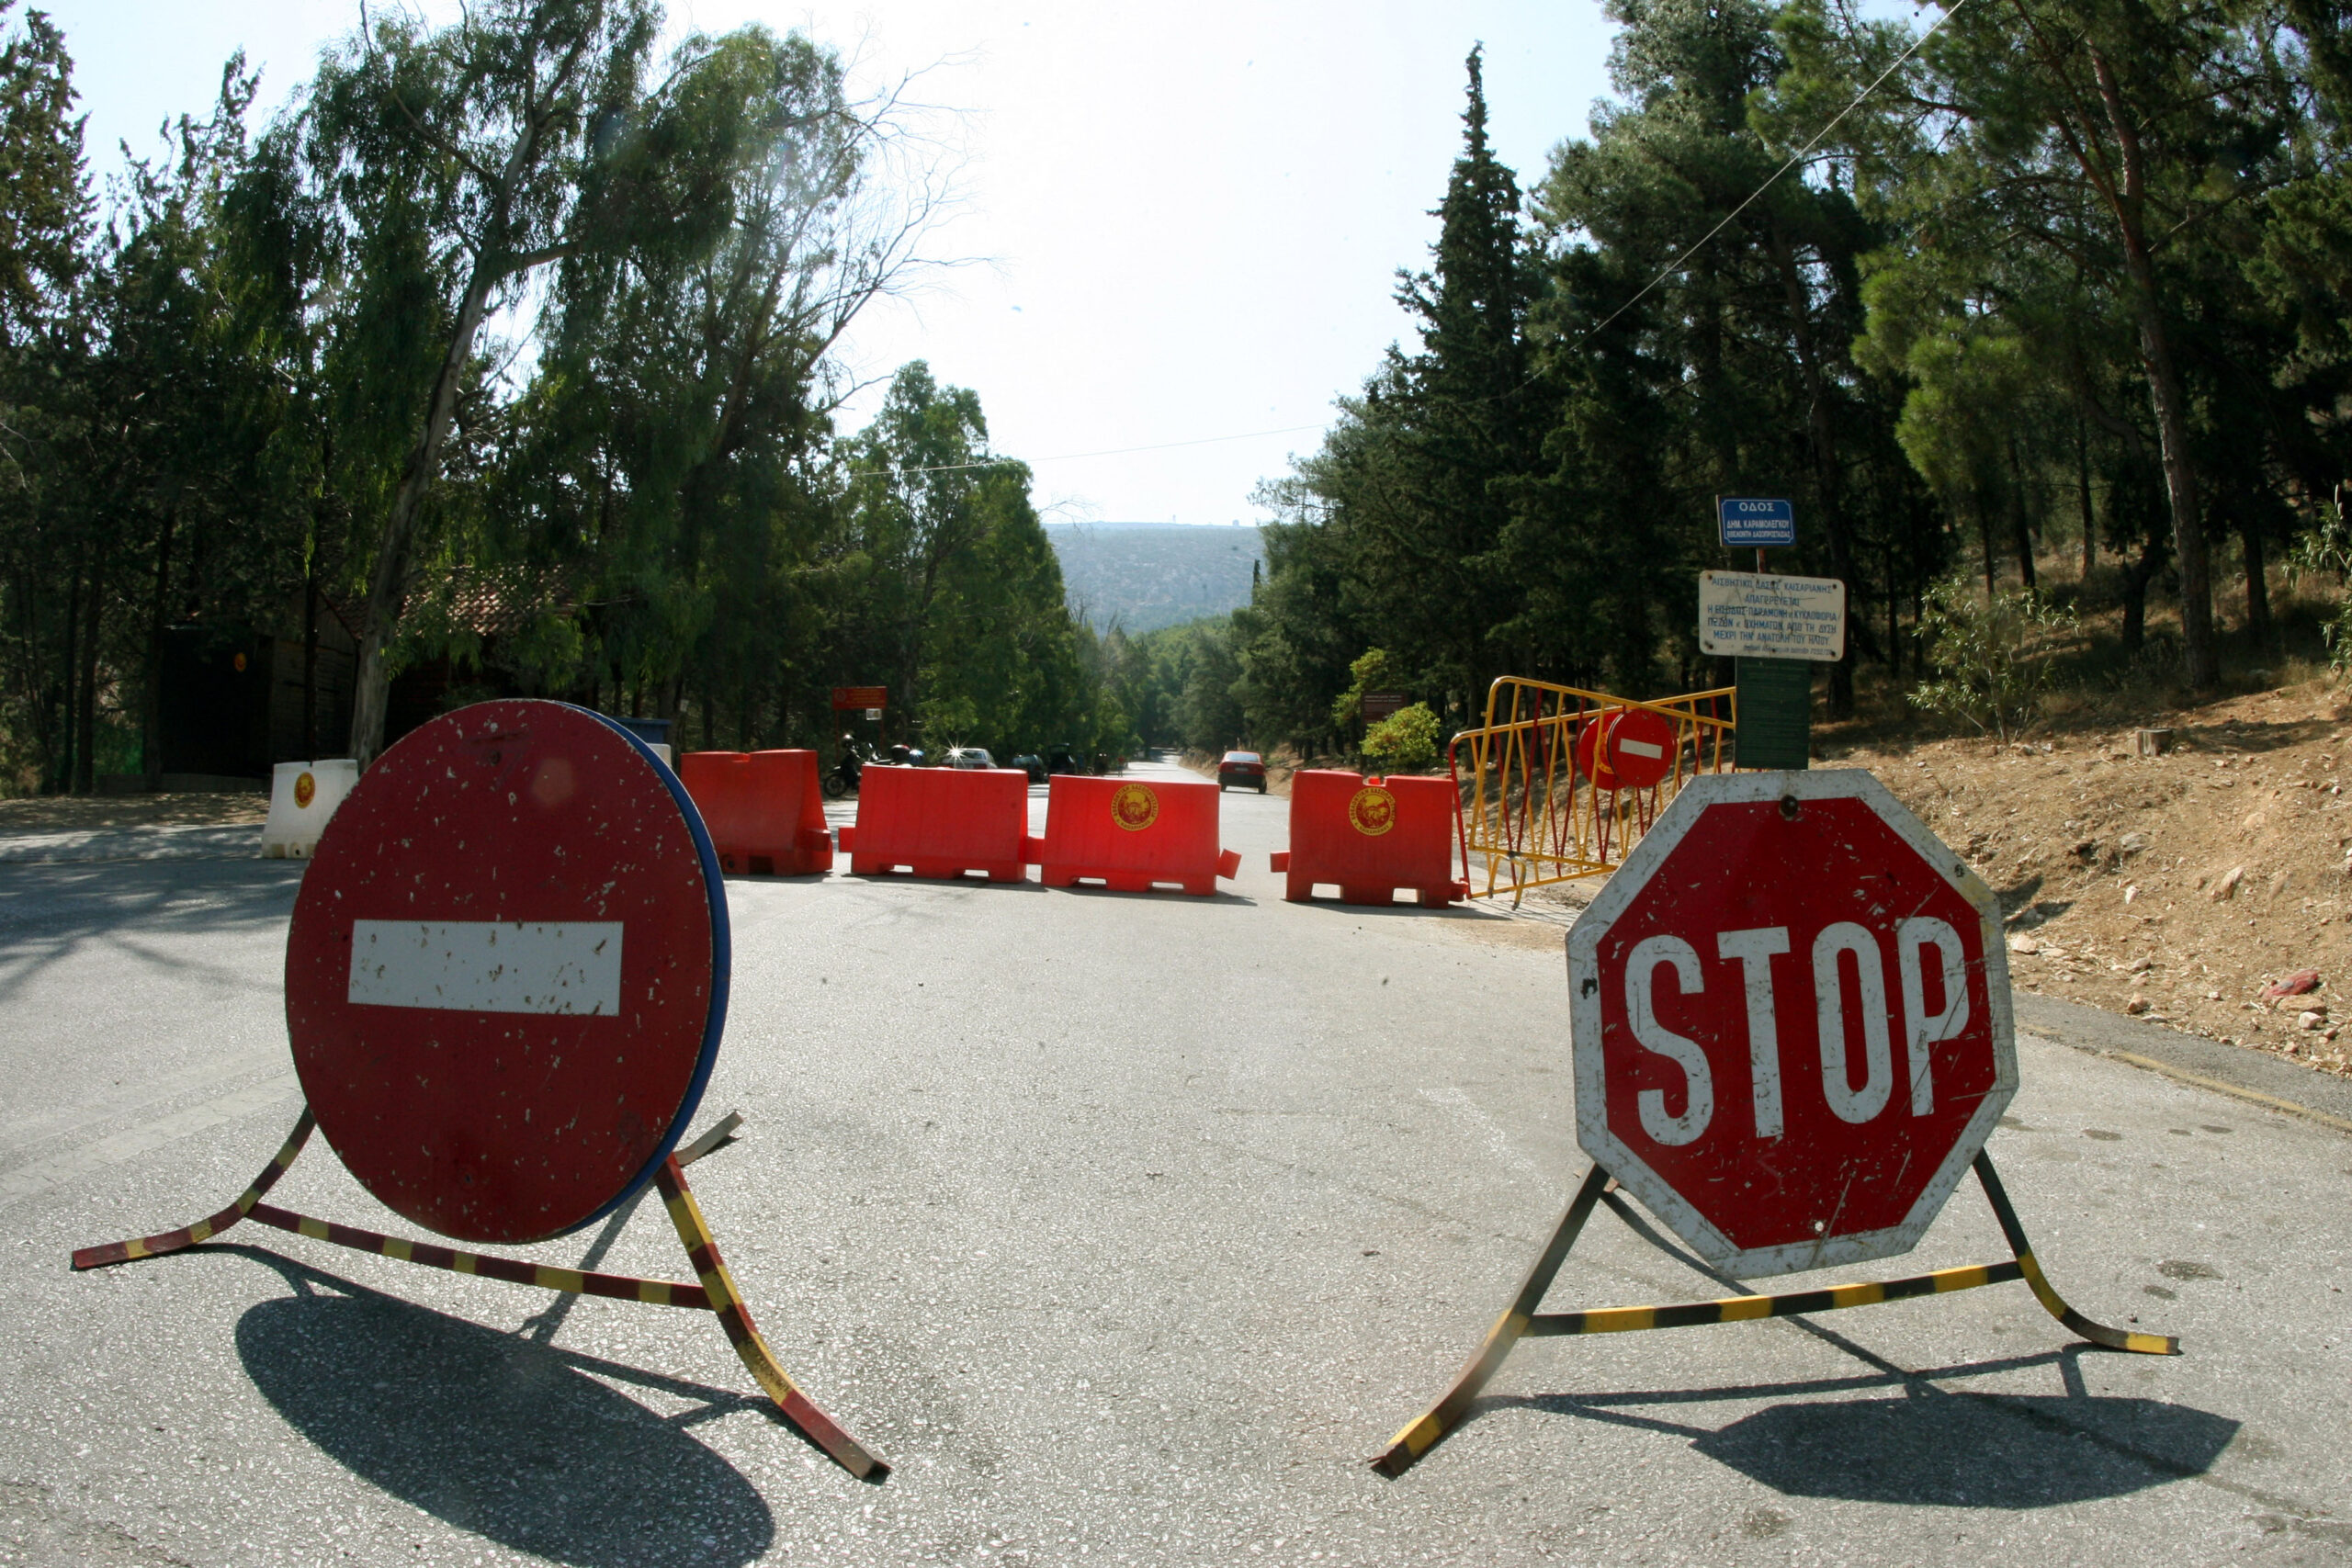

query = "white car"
[[943, 748, 997, 770]]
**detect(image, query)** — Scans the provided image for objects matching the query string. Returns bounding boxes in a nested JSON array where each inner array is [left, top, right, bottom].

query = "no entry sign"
[[1569, 771, 2014, 1277], [286, 701, 729, 1246]]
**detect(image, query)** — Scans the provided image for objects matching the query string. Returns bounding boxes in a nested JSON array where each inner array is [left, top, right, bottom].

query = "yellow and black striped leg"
[[1973, 1152, 2178, 1356], [1372, 1164, 1611, 1476], [73, 1110, 317, 1270], [654, 1156, 889, 1481]]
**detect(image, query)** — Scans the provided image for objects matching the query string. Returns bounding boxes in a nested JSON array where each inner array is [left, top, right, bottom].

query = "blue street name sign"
[[1718, 496, 1795, 548]]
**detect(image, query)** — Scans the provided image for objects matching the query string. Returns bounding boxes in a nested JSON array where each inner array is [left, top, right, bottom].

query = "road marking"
[[347, 920, 622, 1014], [0, 1077, 297, 1208]]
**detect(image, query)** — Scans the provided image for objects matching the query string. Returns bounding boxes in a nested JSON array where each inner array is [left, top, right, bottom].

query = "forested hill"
[[1044, 524, 1264, 634]]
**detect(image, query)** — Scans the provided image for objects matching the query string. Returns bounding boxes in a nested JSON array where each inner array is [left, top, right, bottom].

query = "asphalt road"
[[1, 757, 2347, 1567]]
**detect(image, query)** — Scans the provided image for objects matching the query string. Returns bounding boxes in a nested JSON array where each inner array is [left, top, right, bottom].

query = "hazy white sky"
[[47, 1, 1623, 526]]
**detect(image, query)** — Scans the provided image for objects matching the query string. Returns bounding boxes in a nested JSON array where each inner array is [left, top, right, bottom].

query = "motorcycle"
[[822, 749, 866, 799]]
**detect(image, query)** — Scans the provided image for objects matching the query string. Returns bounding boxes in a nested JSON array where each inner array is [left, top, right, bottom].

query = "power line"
[[851, 6, 1965, 483], [1577, 0, 1973, 345]]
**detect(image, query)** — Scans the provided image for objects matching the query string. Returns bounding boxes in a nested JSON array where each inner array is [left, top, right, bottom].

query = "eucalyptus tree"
[[298, 0, 669, 761], [504, 22, 939, 745]]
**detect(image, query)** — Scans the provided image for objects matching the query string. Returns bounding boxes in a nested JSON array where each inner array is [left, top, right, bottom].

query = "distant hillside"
[[1043, 522, 1265, 635]]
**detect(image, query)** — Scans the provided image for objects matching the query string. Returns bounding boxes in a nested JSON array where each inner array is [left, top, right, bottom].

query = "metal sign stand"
[[1371, 1152, 2175, 1478], [74, 1109, 888, 1479]]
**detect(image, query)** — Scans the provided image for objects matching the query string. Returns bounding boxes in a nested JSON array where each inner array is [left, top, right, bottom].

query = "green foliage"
[[1362, 702, 1442, 773], [1329, 647, 1399, 729], [1908, 576, 2081, 742], [2288, 502, 2352, 672]]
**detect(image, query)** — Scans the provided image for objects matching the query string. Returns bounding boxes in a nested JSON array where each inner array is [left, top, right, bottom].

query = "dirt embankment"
[[1830, 679, 2347, 1075]]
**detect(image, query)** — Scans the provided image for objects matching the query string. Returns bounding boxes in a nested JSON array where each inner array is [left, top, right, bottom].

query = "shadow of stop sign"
[[285, 701, 728, 1247], [1569, 771, 2016, 1278]]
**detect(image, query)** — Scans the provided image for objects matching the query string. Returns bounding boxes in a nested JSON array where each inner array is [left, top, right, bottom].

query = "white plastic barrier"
[[262, 760, 359, 859]]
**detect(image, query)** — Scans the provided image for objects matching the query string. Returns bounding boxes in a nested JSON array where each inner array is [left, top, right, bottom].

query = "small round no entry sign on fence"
[[285, 700, 729, 1246]]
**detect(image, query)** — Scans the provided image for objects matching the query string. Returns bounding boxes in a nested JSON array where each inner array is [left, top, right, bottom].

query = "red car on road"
[[1217, 750, 1267, 793]]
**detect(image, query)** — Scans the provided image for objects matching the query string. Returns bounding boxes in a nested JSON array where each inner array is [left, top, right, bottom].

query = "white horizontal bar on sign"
[[347, 921, 623, 1015], [1618, 739, 1666, 760]]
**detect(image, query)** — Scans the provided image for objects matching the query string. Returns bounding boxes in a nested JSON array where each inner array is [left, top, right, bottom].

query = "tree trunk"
[[2240, 517, 2269, 644], [2120, 532, 2163, 652], [347, 266, 500, 765], [2006, 438, 2036, 589], [142, 505, 176, 784], [2090, 47, 2216, 687], [1977, 500, 1997, 598], [1769, 222, 1855, 716], [55, 562, 81, 795], [75, 556, 103, 794], [2075, 418, 2096, 577]]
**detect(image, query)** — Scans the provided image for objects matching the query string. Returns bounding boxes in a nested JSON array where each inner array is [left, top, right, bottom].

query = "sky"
[[45, 0, 1626, 527]]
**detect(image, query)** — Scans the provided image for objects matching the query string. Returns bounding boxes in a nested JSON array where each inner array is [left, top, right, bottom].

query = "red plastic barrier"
[[837, 765, 1034, 883], [676, 750, 834, 875], [1270, 770, 1464, 907], [1039, 775, 1239, 896]]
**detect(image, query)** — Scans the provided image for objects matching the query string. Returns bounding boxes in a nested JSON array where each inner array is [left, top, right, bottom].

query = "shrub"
[[2289, 503, 2352, 675], [1908, 574, 2080, 742], [1363, 701, 1442, 772]]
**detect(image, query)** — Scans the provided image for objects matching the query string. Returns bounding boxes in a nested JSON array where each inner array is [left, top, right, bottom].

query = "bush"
[[2290, 505, 2352, 675], [1908, 574, 2080, 741], [1363, 701, 1442, 772]]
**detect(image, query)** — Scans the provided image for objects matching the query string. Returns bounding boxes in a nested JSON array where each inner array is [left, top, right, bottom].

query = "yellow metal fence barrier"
[[1450, 677, 1736, 902]]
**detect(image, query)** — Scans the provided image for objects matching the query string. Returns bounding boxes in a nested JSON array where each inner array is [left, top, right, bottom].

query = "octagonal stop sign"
[[1569, 770, 2015, 1278]]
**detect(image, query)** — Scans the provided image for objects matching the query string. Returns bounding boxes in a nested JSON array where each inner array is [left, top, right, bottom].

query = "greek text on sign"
[[1698, 570, 1847, 661], [347, 920, 623, 1015], [1717, 496, 1795, 547]]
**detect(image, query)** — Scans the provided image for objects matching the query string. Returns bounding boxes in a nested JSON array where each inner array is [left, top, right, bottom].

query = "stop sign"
[[1569, 770, 2015, 1278]]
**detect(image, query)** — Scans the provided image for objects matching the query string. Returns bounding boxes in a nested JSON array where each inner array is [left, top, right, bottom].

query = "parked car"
[[1010, 753, 1047, 784], [1046, 742, 1091, 775], [943, 747, 997, 770], [1217, 750, 1267, 792]]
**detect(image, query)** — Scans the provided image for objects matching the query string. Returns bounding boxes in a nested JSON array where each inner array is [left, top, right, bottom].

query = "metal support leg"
[[1370, 1165, 1611, 1476], [654, 1156, 890, 1480], [1973, 1151, 2178, 1356]]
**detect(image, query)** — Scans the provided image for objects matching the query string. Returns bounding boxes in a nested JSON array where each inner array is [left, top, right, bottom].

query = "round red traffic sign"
[[1569, 771, 2013, 1277], [285, 701, 729, 1246], [1574, 706, 1679, 792]]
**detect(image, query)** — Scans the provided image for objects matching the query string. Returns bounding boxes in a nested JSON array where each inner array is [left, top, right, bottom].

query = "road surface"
[[0, 757, 2346, 1565]]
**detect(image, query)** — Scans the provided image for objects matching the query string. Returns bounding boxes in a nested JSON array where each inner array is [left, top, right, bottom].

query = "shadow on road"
[[1690, 1389, 2236, 1506], [1483, 1361, 2236, 1508], [230, 1250, 777, 1566]]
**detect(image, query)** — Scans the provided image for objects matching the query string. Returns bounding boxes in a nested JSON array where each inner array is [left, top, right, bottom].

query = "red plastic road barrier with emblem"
[[286, 701, 729, 1246], [1271, 770, 1466, 907], [838, 764, 1038, 882], [677, 750, 834, 875], [1039, 774, 1239, 895], [1569, 770, 2017, 1277], [1574, 705, 1679, 791]]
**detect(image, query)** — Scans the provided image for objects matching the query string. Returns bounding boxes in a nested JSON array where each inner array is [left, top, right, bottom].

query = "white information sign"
[[1698, 570, 1847, 661]]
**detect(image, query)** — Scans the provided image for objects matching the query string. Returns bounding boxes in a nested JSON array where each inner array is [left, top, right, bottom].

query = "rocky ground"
[[1827, 677, 2348, 1076]]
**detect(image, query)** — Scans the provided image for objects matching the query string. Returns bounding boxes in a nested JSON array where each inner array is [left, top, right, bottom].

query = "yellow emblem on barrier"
[[293, 771, 316, 809], [1348, 784, 1396, 836], [1110, 783, 1159, 831]]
